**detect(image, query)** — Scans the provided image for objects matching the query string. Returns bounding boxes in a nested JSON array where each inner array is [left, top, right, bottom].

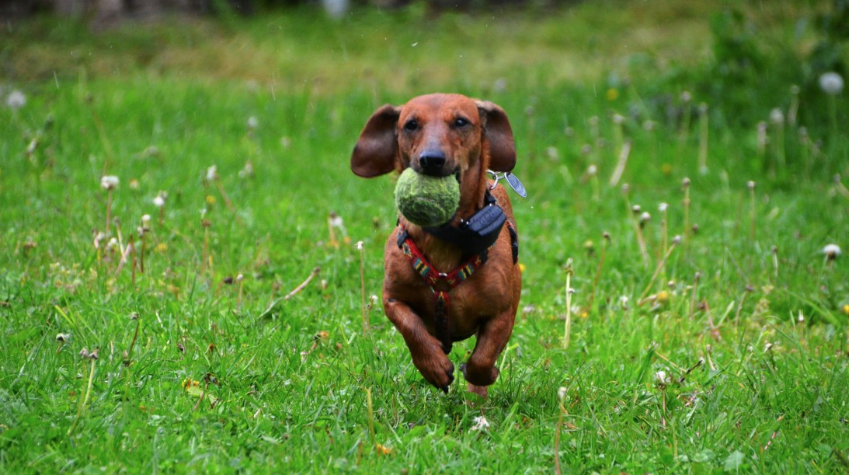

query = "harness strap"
[[395, 219, 519, 355], [398, 226, 486, 354]]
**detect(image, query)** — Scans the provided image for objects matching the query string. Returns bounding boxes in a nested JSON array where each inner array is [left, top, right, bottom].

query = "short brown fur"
[[351, 93, 521, 397]]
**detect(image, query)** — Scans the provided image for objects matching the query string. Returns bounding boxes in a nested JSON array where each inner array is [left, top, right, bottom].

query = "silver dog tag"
[[505, 173, 527, 198]]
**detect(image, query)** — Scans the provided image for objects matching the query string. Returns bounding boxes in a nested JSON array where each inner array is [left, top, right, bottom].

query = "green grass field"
[[2, 1, 849, 472]]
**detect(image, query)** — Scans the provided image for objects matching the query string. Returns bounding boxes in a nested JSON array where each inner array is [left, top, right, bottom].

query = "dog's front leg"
[[461, 311, 515, 397], [384, 298, 455, 392]]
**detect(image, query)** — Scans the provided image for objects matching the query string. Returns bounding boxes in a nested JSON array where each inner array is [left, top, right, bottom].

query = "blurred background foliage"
[[2, 0, 847, 159]]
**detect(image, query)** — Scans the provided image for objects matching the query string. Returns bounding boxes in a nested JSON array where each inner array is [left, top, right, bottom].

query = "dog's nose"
[[419, 151, 446, 175]]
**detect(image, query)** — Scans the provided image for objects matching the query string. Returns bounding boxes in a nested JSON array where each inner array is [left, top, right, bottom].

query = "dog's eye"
[[403, 119, 419, 132], [454, 118, 470, 128]]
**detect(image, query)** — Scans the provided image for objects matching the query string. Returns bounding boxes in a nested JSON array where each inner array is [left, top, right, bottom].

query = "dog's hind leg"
[[384, 298, 455, 392]]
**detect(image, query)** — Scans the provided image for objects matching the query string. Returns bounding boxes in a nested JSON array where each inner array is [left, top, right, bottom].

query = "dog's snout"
[[419, 151, 447, 175]]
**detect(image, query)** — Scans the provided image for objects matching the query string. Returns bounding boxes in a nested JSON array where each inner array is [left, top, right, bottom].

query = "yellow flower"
[[606, 88, 619, 101], [375, 443, 392, 455], [519, 263, 526, 273], [206, 195, 216, 205], [843, 304, 849, 316], [656, 290, 669, 304], [155, 243, 168, 253], [661, 163, 673, 175]]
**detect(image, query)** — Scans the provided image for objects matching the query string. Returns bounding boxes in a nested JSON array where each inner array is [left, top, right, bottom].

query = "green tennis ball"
[[394, 168, 460, 227]]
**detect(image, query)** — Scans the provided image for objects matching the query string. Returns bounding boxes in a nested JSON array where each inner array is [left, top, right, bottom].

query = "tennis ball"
[[394, 168, 460, 227]]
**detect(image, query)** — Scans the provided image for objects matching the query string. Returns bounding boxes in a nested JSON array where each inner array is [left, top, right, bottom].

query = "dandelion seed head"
[[470, 415, 490, 431], [557, 387, 568, 400], [659, 202, 668, 212], [100, 175, 119, 190], [153, 192, 167, 207], [654, 370, 669, 387], [247, 116, 259, 129], [769, 108, 784, 125], [819, 72, 844, 95], [587, 164, 598, 176], [6, 90, 26, 110], [206, 165, 218, 182], [822, 243, 841, 259]]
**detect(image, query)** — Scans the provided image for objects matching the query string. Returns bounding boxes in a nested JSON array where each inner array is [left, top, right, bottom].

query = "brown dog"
[[351, 93, 522, 397]]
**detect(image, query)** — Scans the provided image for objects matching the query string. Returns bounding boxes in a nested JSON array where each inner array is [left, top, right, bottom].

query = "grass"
[[1, 0, 849, 473]]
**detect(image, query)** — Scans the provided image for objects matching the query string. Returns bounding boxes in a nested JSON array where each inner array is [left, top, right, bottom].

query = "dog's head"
[[350, 94, 516, 180]]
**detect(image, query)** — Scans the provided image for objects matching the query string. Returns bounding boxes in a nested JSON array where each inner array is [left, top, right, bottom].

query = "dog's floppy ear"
[[351, 104, 401, 178], [476, 100, 516, 172]]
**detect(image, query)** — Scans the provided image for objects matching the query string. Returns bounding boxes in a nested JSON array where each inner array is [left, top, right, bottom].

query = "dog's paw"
[[467, 383, 488, 399], [460, 362, 499, 387], [412, 343, 455, 392]]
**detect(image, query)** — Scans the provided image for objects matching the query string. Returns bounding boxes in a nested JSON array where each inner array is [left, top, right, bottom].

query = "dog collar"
[[424, 188, 506, 256]]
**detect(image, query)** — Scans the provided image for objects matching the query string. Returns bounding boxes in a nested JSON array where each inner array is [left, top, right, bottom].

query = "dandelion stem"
[[283, 267, 320, 302], [67, 358, 96, 437], [563, 260, 574, 349], [639, 237, 680, 302], [689, 272, 701, 321], [139, 233, 146, 274], [748, 182, 756, 242], [554, 401, 567, 475], [359, 242, 369, 333], [127, 318, 140, 365], [661, 206, 669, 281], [130, 233, 136, 288], [257, 267, 320, 318], [202, 226, 210, 275], [682, 179, 691, 247], [105, 189, 112, 236], [588, 236, 608, 310], [192, 380, 209, 412], [608, 140, 632, 187], [698, 103, 709, 174], [366, 387, 376, 450]]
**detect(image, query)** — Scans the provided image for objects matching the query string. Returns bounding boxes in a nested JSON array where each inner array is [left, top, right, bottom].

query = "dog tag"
[[505, 173, 527, 198]]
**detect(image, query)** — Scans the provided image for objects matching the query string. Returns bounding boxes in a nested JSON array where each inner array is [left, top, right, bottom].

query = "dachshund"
[[351, 93, 522, 398]]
